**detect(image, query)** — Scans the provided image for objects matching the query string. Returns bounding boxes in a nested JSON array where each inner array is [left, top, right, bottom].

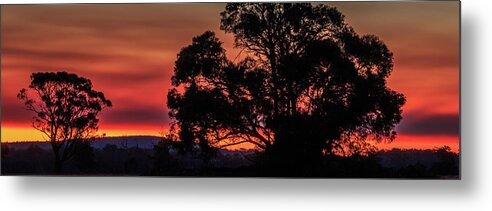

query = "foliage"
[[71, 140, 96, 172], [17, 72, 111, 173], [167, 3, 405, 173], [431, 146, 460, 176]]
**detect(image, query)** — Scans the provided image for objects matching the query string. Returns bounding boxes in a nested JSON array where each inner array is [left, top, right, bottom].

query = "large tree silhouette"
[[18, 72, 112, 174], [167, 3, 405, 174]]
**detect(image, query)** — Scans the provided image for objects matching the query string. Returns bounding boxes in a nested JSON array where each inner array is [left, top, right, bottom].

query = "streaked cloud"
[[396, 113, 460, 136]]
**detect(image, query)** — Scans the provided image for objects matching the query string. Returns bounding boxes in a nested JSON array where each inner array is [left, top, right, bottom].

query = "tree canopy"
[[167, 3, 405, 173], [18, 71, 112, 173]]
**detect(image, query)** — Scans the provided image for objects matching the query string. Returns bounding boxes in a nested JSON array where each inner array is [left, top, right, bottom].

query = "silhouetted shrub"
[[70, 140, 96, 173], [1, 144, 10, 159]]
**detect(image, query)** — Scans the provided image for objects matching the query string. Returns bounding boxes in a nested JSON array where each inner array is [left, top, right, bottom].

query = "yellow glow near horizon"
[[1, 126, 166, 142], [98, 128, 164, 138], [1, 126, 47, 142], [1, 126, 459, 154]]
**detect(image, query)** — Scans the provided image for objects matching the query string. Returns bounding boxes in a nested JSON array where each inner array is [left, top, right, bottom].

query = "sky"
[[0, 2, 460, 152]]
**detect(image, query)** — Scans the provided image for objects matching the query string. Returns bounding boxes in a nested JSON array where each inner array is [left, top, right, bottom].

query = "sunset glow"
[[1, 3, 459, 152]]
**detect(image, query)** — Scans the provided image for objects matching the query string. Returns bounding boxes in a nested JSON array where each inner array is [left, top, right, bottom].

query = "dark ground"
[[0, 137, 459, 178]]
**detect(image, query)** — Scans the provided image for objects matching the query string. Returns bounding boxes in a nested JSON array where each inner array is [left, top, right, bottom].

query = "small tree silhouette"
[[167, 3, 405, 174], [18, 72, 112, 174]]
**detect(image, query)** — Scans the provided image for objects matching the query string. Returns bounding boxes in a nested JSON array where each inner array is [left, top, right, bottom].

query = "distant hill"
[[3, 136, 163, 151]]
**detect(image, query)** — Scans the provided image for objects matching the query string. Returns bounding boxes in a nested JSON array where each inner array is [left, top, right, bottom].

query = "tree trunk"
[[265, 115, 324, 176]]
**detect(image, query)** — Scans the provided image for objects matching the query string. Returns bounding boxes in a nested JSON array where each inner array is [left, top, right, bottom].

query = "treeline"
[[1, 142, 459, 178]]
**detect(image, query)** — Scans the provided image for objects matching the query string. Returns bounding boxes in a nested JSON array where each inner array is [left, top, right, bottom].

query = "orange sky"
[[0, 2, 460, 152]]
